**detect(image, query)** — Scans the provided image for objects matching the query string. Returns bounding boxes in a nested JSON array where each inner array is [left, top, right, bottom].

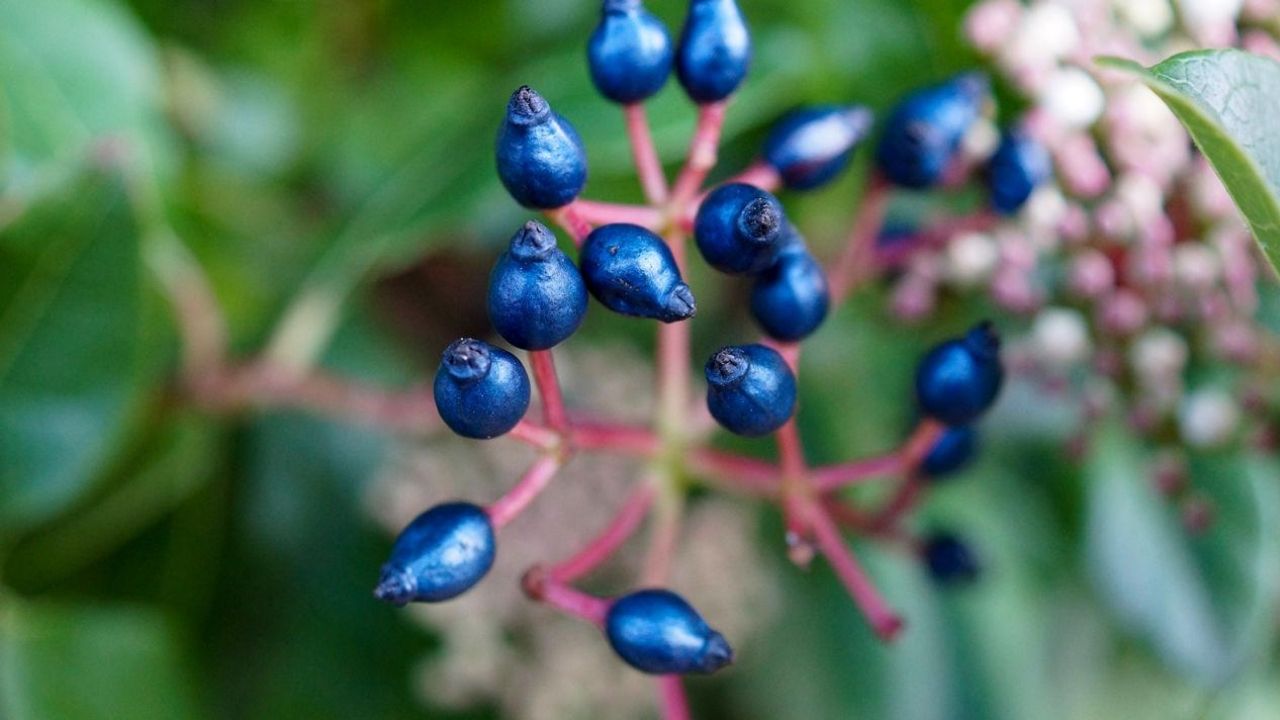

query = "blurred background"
[[2, 0, 1279, 718]]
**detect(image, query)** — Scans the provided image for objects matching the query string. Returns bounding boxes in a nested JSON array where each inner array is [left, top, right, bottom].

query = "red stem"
[[811, 419, 944, 492], [657, 675, 691, 720], [687, 161, 781, 220], [545, 205, 593, 247], [549, 484, 655, 583], [624, 103, 669, 204], [672, 102, 728, 206], [802, 499, 904, 641], [508, 419, 560, 450], [571, 199, 664, 230], [685, 448, 780, 495], [571, 422, 662, 456], [829, 175, 891, 303], [487, 454, 564, 529], [524, 569, 611, 627], [529, 350, 569, 433]]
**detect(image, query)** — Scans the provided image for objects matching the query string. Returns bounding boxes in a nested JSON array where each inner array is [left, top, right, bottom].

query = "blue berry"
[[588, 0, 673, 104], [675, 0, 751, 104], [915, 322, 1004, 426], [605, 589, 734, 674], [694, 183, 785, 275], [763, 105, 874, 191], [488, 220, 588, 350], [580, 223, 697, 322], [749, 231, 829, 341], [705, 344, 797, 436], [374, 502, 497, 605], [922, 532, 981, 586], [921, 425, 978, 479], [496, 86, 588, 209], [876, 73, 988, 189], [434, 338, 531, 439], [986, 127, 1052, 215]]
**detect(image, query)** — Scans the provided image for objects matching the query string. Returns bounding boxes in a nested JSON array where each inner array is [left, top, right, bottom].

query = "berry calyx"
[[374, 502, 497, 605], [675, 0, 751, 104], [986, 126, 1052, 214], [588, 0, 673, 104], [749, 228, 830, 341], [876, 72, 989, 189], [705, 344, 797, 436], [605, 589, 734, 675], [694, 183, 786, 274], [488, 220, 589, 350], [921, 425, 978, 479], [496, 86, 588, 209], [580, 223, 698, 322], [915, 322, 1004, 426], [763, 105, 874, 190], [434, 338, 531, 439], [922, 532, 981, 586]]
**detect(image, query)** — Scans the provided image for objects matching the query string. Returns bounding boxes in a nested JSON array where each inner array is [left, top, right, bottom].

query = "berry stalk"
[[529, 350, 570, 432], [672, 102, 728, 206], [801, 497, 904, 641], [828, 174, 890, 302], [488, 454, 565, 529], [657, 675, 692, 720], [570, 199, 664, 229], [549, 484, 656, 583], [625, 103, 670, 204], [523, 569, 611, 627]]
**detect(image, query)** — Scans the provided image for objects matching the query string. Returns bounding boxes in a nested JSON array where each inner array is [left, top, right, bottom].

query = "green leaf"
[[1098, 50, 1280, 273]]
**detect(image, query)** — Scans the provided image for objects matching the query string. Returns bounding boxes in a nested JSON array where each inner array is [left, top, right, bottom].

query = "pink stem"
[[672, 102, 728, 206], [871, 475, 924, 530], [545, 205, 593, 247], [624, 103, 669, 204], [487, 454, 564, 529], [523, 569, 611, 627], [776, 418, 807, 479], [550, 484, 655, 583], [828, 175, 891, 303], [824, 499, 922, 550], [571, 422, 662, 456], [811, 419, 945, 492], [656, 227, 690, 429], [802, 499, 904, 641], [529, 350, 569, 432], [657, 675, 692, 720], [775, 419, 812, 559], [685, 448, 780, 494], [761, 339, 801, 374], [508, 419, 560, 449], [687, 161, 782, 217], [571, 199, 664, 230]]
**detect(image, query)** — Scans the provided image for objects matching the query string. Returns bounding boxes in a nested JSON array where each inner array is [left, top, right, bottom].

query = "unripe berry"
[[922, 532, 981, 586], [705, 344, 797, 436], [763, 105, 874, 190], [986, 127, 1053, 214], [434, 338, 531, 439], [488, 221, 588, 350], [588, 0, 673, 104], [921, 425, 978, 479], [915, 322, 1004, 426], [374, 502, 496, 605], [496, 86, 588, 209], [749, 232, 829, 341], [675, 0, 751, 103], [605, 589, 734, 674], [876, 73, 989, 189], [694, 183, 785, 274], [580, 223, 697, 322]]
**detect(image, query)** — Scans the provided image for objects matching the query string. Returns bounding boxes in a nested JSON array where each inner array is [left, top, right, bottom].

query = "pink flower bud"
[[1068, 250, 1115, 299], [1098, 289, 1148, 336]]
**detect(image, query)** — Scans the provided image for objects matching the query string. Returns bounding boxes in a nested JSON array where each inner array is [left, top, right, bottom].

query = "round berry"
[[922, 532, 981, 586], [705, 344, 797, 436], [694, 183, 785, 275], [580, 223, 697, 323], [488, 220, 588, 350], [986, 127, 1052, 215], [876, 73, 988, 189], [915, 322, 1004, 426], [588, 0, 673, 104], [675, 0, 751, 104], [763, 105, 874, 191], [921, 425, 978, 479], [749, 231, 829, 342], [374, 502, 497, 605], [496, 86, 588, 209], [605, 589, 734, 675], [434, 338, 531, 439]]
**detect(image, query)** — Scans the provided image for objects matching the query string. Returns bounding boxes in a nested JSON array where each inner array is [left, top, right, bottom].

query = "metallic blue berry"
[[675, 0, 751, 104], [986, 127, 1052, 215], [374, 502, 496, 605], [605, 589, 734, 675], [694, 183, 784, 275], [580, 223, 697, 323], [749, 235, 829, 341], [915, 322, 1004, 427], [876, 73, 988, 189], [588, 0, 673, 104], [921, 425, 977, 479], [496, 86, 588, 209], [488, 221, 588, 350], [763, 105, 874, 191], [434, 338, 531, 439], [705, 344, 797, 436], [922, 532, 981, 586]]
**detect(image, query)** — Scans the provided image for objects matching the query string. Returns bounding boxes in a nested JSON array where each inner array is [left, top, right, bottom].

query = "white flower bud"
[[962, 117, 1001, 162], [1130, 328, 1188, 382], [1172, 243, 1221, 292], [1179, 388, 1240, 448], [1040, 67, 1105, 129], [1115, 0, 1174, 37], [1011, 3, 1080, 65], [1031, 307, 1091, 369], [944, 232, 1000, 287]]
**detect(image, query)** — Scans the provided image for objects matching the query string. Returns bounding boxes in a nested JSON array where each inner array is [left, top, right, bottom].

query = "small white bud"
[[1179, 388, 1240, 448], [1115, 0, 1174, 37], [1031, 307, 1091, 369], [1172, 243, 1221, 292], [944, 232, 1000, 287], [1130, 328, 1188, 382], [1040, 67, 1106, 129]]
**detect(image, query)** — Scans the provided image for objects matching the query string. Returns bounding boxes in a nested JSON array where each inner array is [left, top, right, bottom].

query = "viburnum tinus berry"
[[496, 86, 588, 209], [488, 220, 588, 350], [605, 589, 734, 674], [922, 532, 981, 586], [675, 0, 751, 103], [916, 322, 1004, 426], [580, 223, 697, 322], [876, 72, 989, 189], [986, 126, 1052, 214], [694, 183, 785, 274], [705, 344, 797, 436], [434, 338, 531, 439], [588, 0, 673, 104], [749, 228, 829, 341], [763, 105, 874, 191], [374, 502, 497, 605], [921, 425, 978, 479]]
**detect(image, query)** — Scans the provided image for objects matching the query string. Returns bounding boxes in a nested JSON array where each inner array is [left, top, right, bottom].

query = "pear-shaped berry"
[[763, 105, 874, 190], [876, 73, 988, 189], [605, 589, 734, 674], [374, 502, 496, 605], [705, 344, 797, 436], [488, 221, 588, 350], [588, 0, 673, 104], [580, 223, 697, 322], [986, 127, 1052, 214], [750, 232, 829, 341], [694, 183, 785, 275], [496, 86, 588, 209], [434, 338, 531, 439], [675, 0, 751, 104], [915, 322, 1004, 426], [922, 532, 981, 586], [921, 425, 977, 479]]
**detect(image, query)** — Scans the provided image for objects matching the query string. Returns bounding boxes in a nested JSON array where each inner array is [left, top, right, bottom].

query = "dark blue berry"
[[488, 220, 588, 350], [694, 183, 785, 275], [921, 425, 978, 479], [986, 127, 1052, 214], [749, 232, 829, 341], [605, 589, 734, 674], [675, 0, 751, 104], [580, 223, 697, 322], [374, 502, 497, 605], [588, 0, 673, 104], [434, 338, 531, 439], [876, 73, 988, 189], [763, 105, 874, 191], [915, 322, 1004, 426], [705, 344, 797, 436], [496, 86, 588, 209], [922, 532, 981, 586]]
